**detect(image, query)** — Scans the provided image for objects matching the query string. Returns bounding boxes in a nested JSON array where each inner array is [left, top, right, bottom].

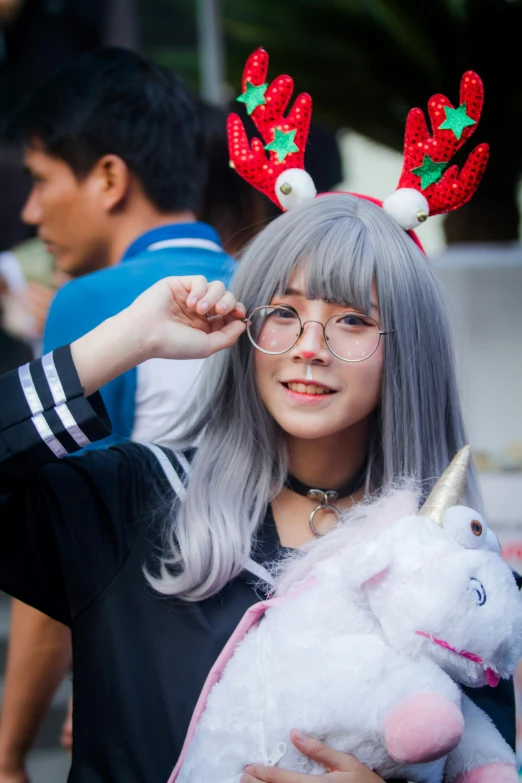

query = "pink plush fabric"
[[384, 692, 464, 764], [454, 763, 519, 783]]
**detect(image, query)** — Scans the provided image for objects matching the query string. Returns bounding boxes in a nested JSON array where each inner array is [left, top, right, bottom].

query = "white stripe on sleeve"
[[18, 363, 43, 416], [54, 403, 91, 448], [41, 352, 67, 405], [31, 413, 68, 458]]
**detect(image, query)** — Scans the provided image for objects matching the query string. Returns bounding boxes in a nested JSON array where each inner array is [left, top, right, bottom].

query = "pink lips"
[[281, 385, 335, 405], [416, 631, 500, 688]]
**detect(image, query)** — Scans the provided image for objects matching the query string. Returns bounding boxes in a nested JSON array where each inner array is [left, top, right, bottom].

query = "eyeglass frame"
[[242, 304, 394, 363]]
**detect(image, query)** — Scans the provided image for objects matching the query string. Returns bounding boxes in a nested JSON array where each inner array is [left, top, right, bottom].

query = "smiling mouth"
[[283, 382, 335, 395], [416, 631, 500, 687]]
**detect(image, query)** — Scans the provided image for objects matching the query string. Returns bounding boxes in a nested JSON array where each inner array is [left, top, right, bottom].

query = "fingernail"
[[200, 300, 209, 312], [219, 302, 229, 313], [187, 296, 197, 306], [292, 729, 309, 743]]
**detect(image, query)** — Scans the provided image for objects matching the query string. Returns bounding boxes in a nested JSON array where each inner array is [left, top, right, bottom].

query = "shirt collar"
[[122, 222, 223, 262]]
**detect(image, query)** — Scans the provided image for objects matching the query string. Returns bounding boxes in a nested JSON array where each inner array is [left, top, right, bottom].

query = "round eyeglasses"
[[244, 305, 393, 362]]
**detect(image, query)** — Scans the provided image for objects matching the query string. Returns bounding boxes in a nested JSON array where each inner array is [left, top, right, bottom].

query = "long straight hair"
[[146, 193, 480, 601]]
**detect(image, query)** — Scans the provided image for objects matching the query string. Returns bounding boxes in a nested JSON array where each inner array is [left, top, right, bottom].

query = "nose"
[[290, 320, 331, 363], [21, 188, 41, 226]]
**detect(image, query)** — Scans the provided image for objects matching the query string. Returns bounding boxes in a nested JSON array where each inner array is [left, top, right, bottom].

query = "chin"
[[275, 413, 349, 440]]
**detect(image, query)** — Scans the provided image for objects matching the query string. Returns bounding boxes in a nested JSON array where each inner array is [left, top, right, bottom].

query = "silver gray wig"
[[147, 193, 480, 601]]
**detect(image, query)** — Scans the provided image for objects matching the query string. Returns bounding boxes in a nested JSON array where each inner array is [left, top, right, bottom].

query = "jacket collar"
[[122, 222, 223, 262]]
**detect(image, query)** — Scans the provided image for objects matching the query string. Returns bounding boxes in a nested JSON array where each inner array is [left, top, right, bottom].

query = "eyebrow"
[[281, 287, 381, 313]]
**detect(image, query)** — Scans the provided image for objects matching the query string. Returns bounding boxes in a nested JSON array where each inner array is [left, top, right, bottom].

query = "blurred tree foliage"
[[141, 0, 522, 241], [140, 0, 199, 90]]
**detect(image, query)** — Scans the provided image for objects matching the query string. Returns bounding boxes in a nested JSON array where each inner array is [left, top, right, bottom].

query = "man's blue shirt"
[[43, 222, 236, 447]]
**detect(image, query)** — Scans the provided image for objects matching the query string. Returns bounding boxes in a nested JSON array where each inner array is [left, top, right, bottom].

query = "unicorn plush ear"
[[347, 540, 392, 590]]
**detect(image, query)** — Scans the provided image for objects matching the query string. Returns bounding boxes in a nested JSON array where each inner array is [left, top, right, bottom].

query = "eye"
[[469, 577, 487, 606], [471, 519, 483, 536], [270, 306, 298, 320], [442, 506, 488, 549], [337, 313, 373, 328]]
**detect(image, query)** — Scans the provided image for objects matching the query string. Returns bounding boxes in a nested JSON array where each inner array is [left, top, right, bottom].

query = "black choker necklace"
[[285, 466, 366, 538]]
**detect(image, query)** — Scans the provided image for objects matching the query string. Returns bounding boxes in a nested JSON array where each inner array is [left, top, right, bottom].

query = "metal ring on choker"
[[308, 499, 341, 538]]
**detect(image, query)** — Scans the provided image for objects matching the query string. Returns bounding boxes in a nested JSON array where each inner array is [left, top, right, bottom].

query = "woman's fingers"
[[166, 276, 245, 321], [205, 318, 246, 355], [290, 730, 384, 779], [181, 275, 209, 307], [241, 767, 320, 782], [211, 289, 241, 316], [290, 731, 357, 772], [240, 733, 385, 782], [193, 280, 226, 315]]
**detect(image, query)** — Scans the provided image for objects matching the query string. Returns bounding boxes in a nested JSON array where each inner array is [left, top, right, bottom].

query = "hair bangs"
[[296, 222, 374, 314], [236, 195, 376, 314]]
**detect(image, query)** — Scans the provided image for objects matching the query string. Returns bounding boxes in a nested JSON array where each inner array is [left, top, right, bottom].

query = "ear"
[[92, 154, 130, 212], [347, 540, 393, 590]]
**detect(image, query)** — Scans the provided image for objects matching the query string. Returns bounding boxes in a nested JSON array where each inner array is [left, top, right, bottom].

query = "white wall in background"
[[338, 131, 446, 255]]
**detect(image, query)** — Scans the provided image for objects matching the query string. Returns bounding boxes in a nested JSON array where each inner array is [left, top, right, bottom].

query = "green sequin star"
[[438, 102, 476, 141], [410, 154, 448, 190], [235, 80, 268, 115], [264, 128, 299, 163]]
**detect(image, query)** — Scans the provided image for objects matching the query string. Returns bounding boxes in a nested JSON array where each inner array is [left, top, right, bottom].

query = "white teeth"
[[287, 383, 331, 395]]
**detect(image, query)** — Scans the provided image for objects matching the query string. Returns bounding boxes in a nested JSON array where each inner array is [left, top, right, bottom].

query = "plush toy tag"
[[267, 742, 287, 766]]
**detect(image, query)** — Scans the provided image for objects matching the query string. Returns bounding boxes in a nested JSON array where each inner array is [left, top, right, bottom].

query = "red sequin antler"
[[396, 71, 489, 216], [227, 48, 313, 209]]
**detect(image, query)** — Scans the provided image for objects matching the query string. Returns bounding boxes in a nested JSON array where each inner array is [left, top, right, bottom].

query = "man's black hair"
[[5, 47, 204, 213]]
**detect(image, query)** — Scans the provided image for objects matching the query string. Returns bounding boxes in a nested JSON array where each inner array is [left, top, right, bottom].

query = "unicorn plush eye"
[[442, 506, 490, 550], [468, 577, 487, 606]]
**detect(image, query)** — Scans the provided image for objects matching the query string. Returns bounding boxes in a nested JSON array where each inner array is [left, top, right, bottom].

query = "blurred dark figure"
[[197, 101, 343, 258], [0, 325, 31, 372], [0, 1, 104, 123], [0, 289, 32, 374], [0, 1, 140, 385], [0, 0, 139, 254], [197, 101, 275, 256], [0, 0, 105, 254]]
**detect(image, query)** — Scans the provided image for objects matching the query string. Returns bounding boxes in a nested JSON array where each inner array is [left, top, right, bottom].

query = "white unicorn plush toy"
[[171, 447, 522, 783]]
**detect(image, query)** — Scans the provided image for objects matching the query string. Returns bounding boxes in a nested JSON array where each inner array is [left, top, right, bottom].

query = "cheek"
[[254, 352, 280, 402], [342, 345, 383, 406]]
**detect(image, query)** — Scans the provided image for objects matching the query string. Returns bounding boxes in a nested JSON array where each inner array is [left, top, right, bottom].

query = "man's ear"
[[93, 154, 130, 212]]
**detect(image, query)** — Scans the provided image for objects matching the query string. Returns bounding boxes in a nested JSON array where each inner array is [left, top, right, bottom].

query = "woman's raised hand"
[[129, 275, 246, 361], [71, 276, 246, 398]]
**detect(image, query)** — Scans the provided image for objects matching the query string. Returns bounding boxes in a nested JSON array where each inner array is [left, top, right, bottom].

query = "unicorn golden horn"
[[418, 445, 471, 526]]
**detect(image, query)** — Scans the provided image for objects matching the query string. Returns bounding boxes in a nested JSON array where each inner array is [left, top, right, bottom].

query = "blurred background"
[[0, 0, 520, 779]]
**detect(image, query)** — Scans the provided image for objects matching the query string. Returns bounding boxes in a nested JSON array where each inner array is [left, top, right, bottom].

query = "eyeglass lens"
[[247, 306, 381, 361]]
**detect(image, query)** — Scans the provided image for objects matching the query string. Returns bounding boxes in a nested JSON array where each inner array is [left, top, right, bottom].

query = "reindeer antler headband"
[[228, 48, 490, 235]]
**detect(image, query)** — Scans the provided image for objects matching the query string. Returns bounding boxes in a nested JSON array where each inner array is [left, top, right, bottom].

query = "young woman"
[[0, 194, 514, 783]]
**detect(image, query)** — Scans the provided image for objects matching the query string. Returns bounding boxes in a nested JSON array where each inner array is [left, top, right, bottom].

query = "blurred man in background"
[[0, 45, 236, 782]]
